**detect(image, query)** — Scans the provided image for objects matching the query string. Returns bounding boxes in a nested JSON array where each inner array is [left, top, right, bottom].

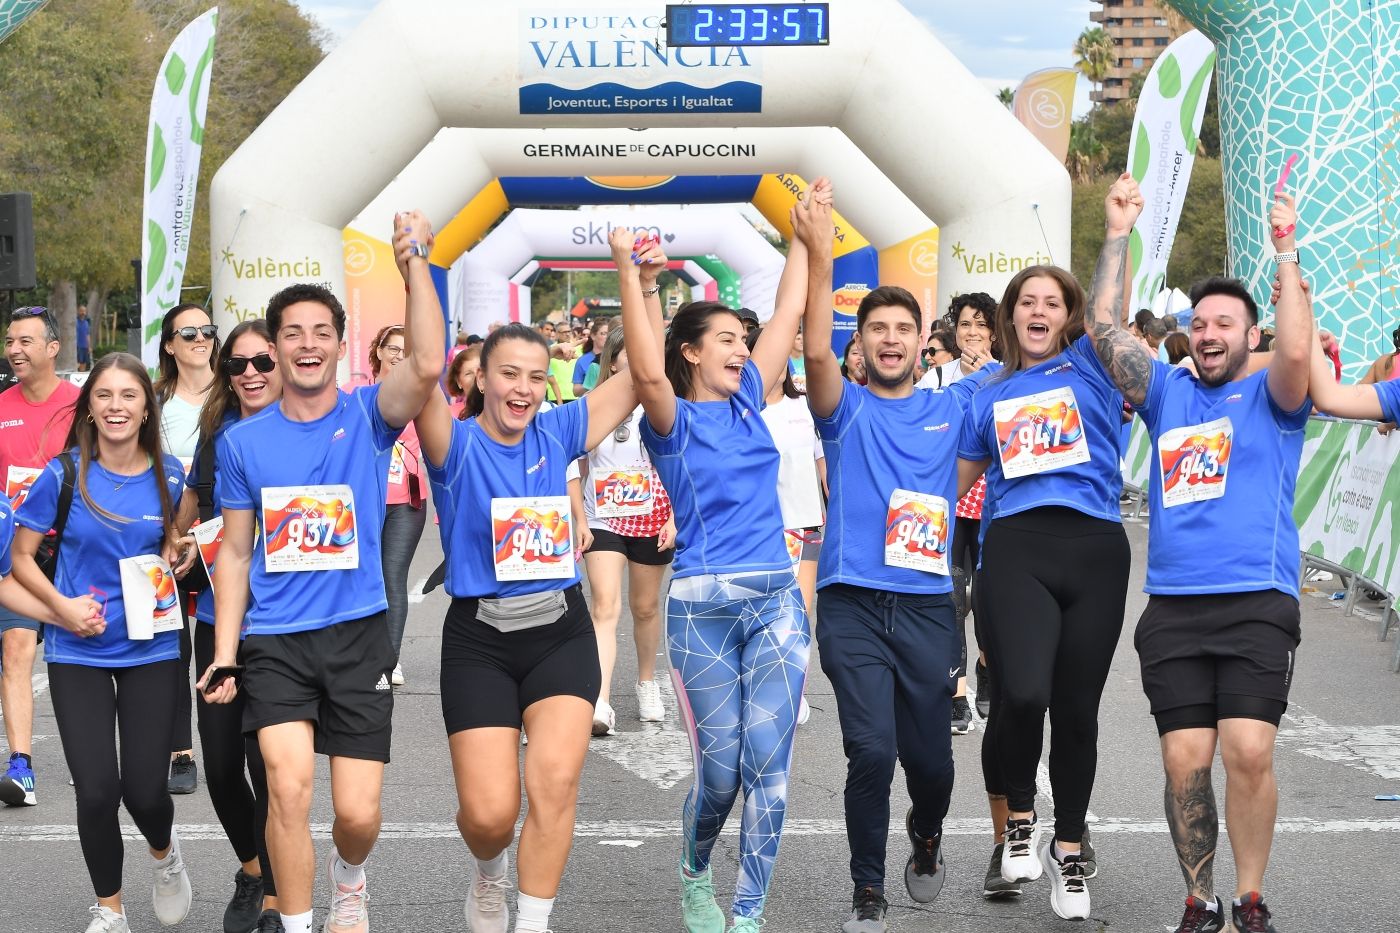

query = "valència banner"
[[141, 7, 218, 370], [1013, 68, 1077, 165], [1126, 30, 1215, 311], [1294, 418, 1400, 598]]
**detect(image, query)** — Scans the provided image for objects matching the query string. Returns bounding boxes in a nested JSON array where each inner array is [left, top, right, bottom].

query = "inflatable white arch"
[[209, 0, 1070, 335], [454, 207, 784, 335]]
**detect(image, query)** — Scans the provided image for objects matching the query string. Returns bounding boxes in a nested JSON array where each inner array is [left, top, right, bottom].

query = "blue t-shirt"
[[641, 360, 788, 578], [17, 452, 186, 667], [1377, 379, 1400, 423], [426, 401, 588, 599], [75, 317, 90, 350], [218, 385, 401, 635], [0, 501, 14, 577], [816, 381, 970, 594], [572, 352, 596, 386], [1136, 364, 1310, 597], [958, 334, 1125, 524]]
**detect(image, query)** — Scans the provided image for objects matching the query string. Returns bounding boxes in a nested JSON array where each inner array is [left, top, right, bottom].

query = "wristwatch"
[[641, 284, 661, 297], [410, 242, 430, 260], [1272, 250, 1299, 265]]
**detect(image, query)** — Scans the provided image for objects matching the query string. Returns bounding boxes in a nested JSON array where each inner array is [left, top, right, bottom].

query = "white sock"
[[478, 850, 507, 879], [280, 909, 313, 933], [1203, 897, 1220, 913], [331, 849, 366, 888], [1052, 841, 1078, 862], [514, 893, 555, 932]]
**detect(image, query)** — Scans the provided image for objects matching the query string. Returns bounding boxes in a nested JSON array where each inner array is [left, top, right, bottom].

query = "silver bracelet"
[[641, 283, 661, 297]]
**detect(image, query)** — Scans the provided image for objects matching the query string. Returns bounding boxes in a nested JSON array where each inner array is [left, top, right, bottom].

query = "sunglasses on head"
[[12, 306, 49, 319], [174, 324, 218, 341], [221, 353, 275, 377]]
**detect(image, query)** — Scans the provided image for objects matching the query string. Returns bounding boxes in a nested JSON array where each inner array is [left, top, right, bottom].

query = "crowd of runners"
[[0, 176, 1397, 933]]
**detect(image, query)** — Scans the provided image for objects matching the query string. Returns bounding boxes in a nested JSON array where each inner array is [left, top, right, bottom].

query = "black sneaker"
[[950, 696, 973, 735], [982, 843, 1022, 899], [903, 807, 945, 903], [1080, 825, 1097, 879], [1231, 892, 1278, 932], [1176, 896, 1226, 932], [974, 660, 991, 719], [224, 868, 264, 933], [168, 753, 198, 795], [255, 909, 286, 933], [841, 886, 887, 933]]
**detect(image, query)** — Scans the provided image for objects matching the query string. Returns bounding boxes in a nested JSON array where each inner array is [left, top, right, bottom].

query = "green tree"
[[1072, 26, 1115, 101], [997, 86, 1014, 109]]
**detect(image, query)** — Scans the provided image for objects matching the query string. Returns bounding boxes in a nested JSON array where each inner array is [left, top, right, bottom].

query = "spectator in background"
[[1131, 309, 1155, 337], [1256, 330, 1276, 353], [465, 333, 484, 347], [1163, 314, 1180, 334], [737, 307, 760, 337], [1143, 317, 1168, 359], [572, 318, 610, 396], [446, 344, 482, 419], [788, 327, 807, 393], [920, 327, 957, 387], [487, 320, 505, 335], [537, 321, 556, 344], [1164, 331, 1191, 366], [1360, 325, 1400, 384], [841, 335, 866, 385], [448, 331, 469, 362], [76, 305, 92, 372], [547, 339, 578, 404]]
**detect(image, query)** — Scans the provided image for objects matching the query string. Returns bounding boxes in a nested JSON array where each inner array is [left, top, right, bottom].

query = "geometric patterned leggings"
[[667, 570, 811, 920]]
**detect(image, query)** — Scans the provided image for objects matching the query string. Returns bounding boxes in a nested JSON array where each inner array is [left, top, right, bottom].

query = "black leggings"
[[979, 507, 1129, 844], [171, 593, 194, 752], [950, 516, 981, 678], [49, 660, 179, 898], [194, 623, 276, 895], [973, 571, 1006, 799]]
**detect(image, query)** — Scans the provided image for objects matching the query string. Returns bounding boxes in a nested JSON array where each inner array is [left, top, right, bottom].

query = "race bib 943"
[[491, 495, 575, 581], [884, 489, 951, 575], [1158, 417, 1232, 508], [261, 485, 359, 572], [993, 386, 1092, 479]]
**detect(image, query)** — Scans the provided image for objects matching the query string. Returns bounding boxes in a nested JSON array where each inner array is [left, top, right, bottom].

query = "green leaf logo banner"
[[1124, 30, 1216, 312], [140, 7, 218, 371]]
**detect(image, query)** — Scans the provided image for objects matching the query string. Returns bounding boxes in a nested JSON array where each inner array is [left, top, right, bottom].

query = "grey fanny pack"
[[475, 589, 567, 633]]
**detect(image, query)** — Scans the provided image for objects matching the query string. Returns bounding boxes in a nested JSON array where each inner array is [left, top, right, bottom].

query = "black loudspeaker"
[[0, 193, 36, 291]]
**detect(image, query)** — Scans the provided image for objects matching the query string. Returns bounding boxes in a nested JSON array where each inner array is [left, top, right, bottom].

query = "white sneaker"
[[636, 680, 664, 722], [592, 699, 616, 736], [464, 850, 512, 932], [1000, 816, 1042, 883], [391, 663, 405, 686], [1040, 838, 1091, 920], [151, 834, 193, 925], [796, 695, 811, 726], [323, 848, 369, 932], [85, 905, 129, 933]]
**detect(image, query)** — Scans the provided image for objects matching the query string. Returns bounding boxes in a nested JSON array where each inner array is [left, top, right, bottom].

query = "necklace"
[[103, 456, 152, 492]]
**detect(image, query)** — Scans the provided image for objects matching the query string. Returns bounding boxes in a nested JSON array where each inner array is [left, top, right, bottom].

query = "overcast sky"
[[293, 1, 1096, 115]]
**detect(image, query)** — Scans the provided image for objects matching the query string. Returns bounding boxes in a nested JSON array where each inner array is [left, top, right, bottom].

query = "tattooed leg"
[[1165, 766, 1218, 900]]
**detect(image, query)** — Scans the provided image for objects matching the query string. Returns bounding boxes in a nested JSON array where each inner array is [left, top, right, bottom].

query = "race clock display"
[[666, 4, 830, 47]]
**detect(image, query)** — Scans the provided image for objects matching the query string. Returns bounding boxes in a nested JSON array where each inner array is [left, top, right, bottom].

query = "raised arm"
[[795, 184, 841, 419], [611, 227, 676, 435], [1084, 173, 1155, 407], [378, 210, 447, 429], [750, 178, 828, 396], [1308, 328, 1384, 420], [1265, 192, 1310, 412]]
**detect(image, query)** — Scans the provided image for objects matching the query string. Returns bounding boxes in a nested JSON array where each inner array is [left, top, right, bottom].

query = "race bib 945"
[[1158, 417, 1232, 508], [884, 489, 950, 575], [261, 485, 359, 572]]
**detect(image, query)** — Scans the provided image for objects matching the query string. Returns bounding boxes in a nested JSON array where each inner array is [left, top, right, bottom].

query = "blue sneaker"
[[0, 752, 36, 806]]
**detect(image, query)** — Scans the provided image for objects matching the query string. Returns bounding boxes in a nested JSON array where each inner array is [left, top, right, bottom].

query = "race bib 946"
[[261, 485, 359, 573], [884, 489, 951, 575], [491, 495, 575, 581], [1158, 417, 1232, 508]]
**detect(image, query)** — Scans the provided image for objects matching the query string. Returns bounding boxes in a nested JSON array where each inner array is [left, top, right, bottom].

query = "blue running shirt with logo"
[[959, 334, 1125, 524], [1135, 364, 1309, 597], [641, 360, 789, 579], [219, 386, 400, 635], [18, 453, 186, 666], [1376, 379, 1400, 423], [0, 500, 13, 576], [426, 399, 587, 599], [815, 380, 971, 595]]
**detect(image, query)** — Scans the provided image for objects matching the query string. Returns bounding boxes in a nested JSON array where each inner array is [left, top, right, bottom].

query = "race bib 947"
[[1158, 417, 1232, 508], [261, 485, 359, 572], [993, 386, 1092, 479]]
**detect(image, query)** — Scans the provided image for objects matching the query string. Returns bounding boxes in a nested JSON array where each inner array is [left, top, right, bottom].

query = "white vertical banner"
[[141, 7, 218, 369], [1126, 30, 1215, 311]]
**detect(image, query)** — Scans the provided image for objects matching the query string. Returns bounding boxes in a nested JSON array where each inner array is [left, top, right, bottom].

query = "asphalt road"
[[3, 513, 1399, 932]]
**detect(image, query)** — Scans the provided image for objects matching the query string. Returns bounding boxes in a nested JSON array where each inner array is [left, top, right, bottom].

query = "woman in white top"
[[579, 324, 677, 736], [750, 327, 825, 724], [152, 302, 218, 795]]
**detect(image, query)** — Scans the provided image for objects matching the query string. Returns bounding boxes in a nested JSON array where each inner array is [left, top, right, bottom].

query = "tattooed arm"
[[1085, 173, 1156, 408]]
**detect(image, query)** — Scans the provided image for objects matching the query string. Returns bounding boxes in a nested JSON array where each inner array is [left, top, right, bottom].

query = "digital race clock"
[[666, 4, 830, 47]]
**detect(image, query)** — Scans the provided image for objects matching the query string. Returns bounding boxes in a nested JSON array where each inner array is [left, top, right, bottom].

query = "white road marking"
[[5, 816, 1399, 844], [1278, 704, 1400, 781], [407, 573, 432, 604], [588, 678, 693, 790]]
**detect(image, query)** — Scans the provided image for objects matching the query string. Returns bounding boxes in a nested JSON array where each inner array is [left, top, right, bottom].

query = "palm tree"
[[997, 86, 1014, 109], [1073, 26, 1115, 102]]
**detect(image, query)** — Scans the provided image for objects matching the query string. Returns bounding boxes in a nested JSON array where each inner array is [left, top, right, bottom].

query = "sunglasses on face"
[[174, 324, 218, 341], [221, 353, 276, 377]]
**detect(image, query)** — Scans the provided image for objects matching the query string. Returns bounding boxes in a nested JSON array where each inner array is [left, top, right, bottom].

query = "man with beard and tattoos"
[[1082, 174, 1309, 933]]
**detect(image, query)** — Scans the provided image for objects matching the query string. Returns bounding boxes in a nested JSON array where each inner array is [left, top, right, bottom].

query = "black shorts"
[[1135, 590, 1301, 735], [440, 585, 600, 734], [585, 526, 673, 566], [240, 614, 395, 762]]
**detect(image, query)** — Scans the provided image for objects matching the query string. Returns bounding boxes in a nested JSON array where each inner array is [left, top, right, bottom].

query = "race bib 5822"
[[594, 469, 653, 519], [1158, 417, 1232, 508], [261, 484, 359, 573]]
